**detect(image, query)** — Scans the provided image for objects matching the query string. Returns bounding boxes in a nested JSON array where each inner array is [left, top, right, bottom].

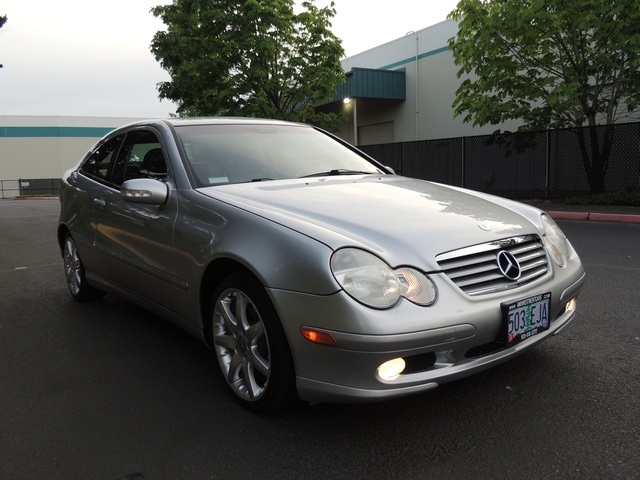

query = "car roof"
[[122, 117, 310, 129]]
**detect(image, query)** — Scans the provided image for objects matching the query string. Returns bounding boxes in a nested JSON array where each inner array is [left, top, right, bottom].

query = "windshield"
[[174, 123, 385, 186]]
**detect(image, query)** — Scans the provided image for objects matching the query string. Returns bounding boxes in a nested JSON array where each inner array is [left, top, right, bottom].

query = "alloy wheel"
[[212, 288, 271, 402], [63, 236, 82, 296]]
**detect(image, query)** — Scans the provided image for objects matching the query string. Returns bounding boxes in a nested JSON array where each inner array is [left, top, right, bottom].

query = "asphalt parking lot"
[[1, 199, 639, 480]]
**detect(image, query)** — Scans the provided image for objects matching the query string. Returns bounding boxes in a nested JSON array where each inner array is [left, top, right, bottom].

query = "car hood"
[[197, 175, 543, 270]]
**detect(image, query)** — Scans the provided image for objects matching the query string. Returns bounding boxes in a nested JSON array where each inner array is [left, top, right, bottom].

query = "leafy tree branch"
[[150, 0, 345, 130], [448, 0, 640, 193]]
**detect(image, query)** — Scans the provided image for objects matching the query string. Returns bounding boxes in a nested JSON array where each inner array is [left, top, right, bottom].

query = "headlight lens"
[[330, 248, 437, 309], [541, 214, 570, 267]]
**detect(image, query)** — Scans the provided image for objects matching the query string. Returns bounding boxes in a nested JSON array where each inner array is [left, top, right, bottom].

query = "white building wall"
[[0, 116, 142, 180], [341, 20, 522, 143], [0, 137, 82, 179]]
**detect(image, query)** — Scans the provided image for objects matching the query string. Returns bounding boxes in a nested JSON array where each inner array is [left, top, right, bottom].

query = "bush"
[[563, 189, 640, 206]]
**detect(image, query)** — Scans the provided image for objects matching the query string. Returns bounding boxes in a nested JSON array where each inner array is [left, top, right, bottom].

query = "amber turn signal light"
[[300, 328, 337, 347]]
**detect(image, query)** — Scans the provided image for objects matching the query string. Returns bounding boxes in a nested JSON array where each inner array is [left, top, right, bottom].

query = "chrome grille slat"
[[455, 271, 505, 288], [510, 243, 540, 255], [520, 258, 547, 271], [518, 251, 546, 263], [519, 266, 547, 282], [440, 253, 496, 271], [446, 261, 500, 279], [436, 235, 550, 296]]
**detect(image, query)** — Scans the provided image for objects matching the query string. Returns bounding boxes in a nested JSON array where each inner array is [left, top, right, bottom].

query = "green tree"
[[448, 0, 640, 194], [150, 0, 345, 129], [0, 15, 6, 69]]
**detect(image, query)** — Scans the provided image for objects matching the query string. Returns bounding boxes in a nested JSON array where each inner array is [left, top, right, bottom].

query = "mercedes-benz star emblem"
[[496, 251, 522, 281]]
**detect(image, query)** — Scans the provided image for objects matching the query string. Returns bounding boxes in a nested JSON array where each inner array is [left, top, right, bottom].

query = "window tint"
[[80, 136, 123, 182], [111, 130, 167, 186]]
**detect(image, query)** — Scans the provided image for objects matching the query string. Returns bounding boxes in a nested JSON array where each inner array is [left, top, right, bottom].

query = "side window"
[[112, 130, 167, 186], [80, 136, 123, 182]]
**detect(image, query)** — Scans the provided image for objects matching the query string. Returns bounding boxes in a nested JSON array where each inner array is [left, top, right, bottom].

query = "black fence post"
[[545, 130, 551, 199], [461, 137, 466, 188]]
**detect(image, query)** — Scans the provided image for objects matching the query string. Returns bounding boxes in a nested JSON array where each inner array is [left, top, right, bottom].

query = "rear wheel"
[[211, 272, 297, 412], [62, 233, 104, 301]]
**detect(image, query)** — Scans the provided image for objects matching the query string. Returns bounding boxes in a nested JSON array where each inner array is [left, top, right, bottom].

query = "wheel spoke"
[[246, 321, 265, 345], [213, 331, 237, 351], [66, 268, 76, 292], [218, 297, 240, 337], [234, 292, 249, 331], [227, 351, 243, 385], [244, 363, 262, 399], [248, 346, 270, 378], [246, 322, 269, 377]]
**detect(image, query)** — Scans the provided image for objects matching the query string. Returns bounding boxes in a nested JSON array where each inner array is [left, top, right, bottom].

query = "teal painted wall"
[[0, 126, 114, 138]]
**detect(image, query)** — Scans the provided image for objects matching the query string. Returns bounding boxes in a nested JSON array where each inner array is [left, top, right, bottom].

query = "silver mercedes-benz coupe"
[[58, 118, 585, 412]]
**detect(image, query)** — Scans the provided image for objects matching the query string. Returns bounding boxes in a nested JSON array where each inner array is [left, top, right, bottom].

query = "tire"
[[62, 233, 104, 301], [210, 272, 297, 412]]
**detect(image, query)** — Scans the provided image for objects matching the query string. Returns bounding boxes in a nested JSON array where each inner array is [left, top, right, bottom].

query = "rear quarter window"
[[80, 136, 123, 182]]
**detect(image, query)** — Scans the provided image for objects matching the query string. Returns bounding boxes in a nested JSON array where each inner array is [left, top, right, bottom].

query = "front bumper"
[[269, 266, 585, 404], [297, 303, 578, 403]]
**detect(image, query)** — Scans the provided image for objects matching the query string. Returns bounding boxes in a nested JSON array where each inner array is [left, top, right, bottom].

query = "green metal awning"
[[323, 67, 406, 105]]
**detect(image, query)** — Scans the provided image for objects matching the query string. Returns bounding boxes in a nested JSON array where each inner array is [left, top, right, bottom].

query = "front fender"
[[174, 190, 338, 296]]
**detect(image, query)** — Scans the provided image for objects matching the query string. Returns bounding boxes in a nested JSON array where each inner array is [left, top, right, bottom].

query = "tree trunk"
[[575, 124, 613, 195]]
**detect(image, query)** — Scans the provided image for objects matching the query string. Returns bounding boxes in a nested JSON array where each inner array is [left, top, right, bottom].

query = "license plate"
[[501, 292, 551, 345]]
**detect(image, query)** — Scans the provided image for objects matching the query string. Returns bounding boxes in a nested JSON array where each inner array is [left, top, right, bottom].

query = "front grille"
[[436, 235, 549, 296]]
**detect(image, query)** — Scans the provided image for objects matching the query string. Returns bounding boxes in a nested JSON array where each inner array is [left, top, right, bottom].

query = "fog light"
[[566, 297, 577, 313], [377, 358, 406, 381]]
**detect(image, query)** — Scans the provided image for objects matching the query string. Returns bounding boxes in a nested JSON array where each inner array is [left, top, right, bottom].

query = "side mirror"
[[121, 178, 168, 205]]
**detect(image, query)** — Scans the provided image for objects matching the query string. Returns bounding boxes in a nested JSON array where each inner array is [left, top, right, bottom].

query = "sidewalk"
[[527, 202, 640, 224]]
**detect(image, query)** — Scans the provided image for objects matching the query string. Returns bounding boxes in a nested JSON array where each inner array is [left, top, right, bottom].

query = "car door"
[[92, 128, 179, 308], [67, 134, 125, 274]]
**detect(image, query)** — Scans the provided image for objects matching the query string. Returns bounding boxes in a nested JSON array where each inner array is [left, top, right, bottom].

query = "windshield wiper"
[[300, 169, 377, 178]]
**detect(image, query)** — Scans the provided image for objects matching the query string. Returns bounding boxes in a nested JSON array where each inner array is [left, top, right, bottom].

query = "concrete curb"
[[6, 196, 58, 200], [547, 211, 640, 224]]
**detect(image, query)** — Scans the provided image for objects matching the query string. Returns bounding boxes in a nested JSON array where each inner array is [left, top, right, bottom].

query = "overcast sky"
[[0, 0, 459, 118]]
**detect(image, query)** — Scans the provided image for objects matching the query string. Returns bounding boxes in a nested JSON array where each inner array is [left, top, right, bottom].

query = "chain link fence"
[[0, 179, 60, 198], [361, 122, 640, 199]]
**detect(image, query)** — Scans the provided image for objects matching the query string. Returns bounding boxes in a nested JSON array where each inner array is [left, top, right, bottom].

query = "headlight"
[[330, 248, 437, 309], [541, 214, 570, 267]]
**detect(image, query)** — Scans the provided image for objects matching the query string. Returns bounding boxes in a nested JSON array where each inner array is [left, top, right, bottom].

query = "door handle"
[[93, 198, 106, 209]]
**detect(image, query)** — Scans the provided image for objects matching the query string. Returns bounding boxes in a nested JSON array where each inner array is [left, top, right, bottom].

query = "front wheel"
[[210, 272, 297, 412], [62, 233, 104, 301]]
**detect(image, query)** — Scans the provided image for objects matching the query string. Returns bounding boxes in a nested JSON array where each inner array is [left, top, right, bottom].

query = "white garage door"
[[358, 122, 394, 146]]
